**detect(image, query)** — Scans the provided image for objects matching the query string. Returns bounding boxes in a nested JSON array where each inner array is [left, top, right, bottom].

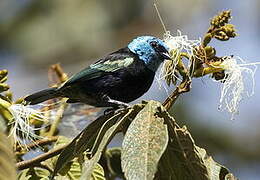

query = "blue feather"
[[128, 36, 169, 71]]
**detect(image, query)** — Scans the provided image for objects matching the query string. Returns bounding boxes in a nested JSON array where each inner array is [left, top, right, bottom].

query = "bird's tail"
[[24, 87, 60, 105]]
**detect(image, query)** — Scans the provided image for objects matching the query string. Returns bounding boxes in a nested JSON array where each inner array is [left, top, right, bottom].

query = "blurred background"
[[0, 0, 260, 179]]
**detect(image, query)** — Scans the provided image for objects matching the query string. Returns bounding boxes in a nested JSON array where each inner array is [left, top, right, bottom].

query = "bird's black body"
[[60, 48, 155, 106], [25, 36, 170, 108]]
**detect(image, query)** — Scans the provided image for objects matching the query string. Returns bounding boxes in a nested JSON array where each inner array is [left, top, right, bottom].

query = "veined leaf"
[[121, 100, 169, 180], [53, 104, 145, 179], [155, 110, 237, 180], [18, 168, 50, 180], [80, 109, 135, 180], [90, 163, 105, 180], [155, 109, 209, 180], [17, 136, 105, 180], [52, 111, 124, 178], [197, 147, 238, 180]]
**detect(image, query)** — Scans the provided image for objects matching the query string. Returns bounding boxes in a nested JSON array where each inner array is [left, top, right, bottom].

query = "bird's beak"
[[161, 51, 172, 60]]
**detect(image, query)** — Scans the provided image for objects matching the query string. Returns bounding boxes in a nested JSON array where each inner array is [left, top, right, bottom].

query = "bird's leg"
[[107, 98, 130, 108], [104, 107, 116, 115], [101, 94, 130, 108], [104, 105, 129, 115], [101, 95, 130, 115]]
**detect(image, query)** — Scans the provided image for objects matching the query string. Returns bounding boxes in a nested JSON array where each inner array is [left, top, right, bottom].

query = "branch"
[[16, 144, 67, 170], [16, 136, 58, 152], [163, 78, 191, 110], [163, 55, 192, 110]]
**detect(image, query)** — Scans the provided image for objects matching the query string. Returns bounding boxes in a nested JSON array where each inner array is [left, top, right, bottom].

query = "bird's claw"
[[103, 105, 129, 115]]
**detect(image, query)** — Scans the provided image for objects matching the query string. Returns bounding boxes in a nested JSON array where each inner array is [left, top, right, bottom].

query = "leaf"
[[80, 109, 135, 180], [17, 136, 104, 180], [155, 110, 237, 180], [102, 147, 124, 179], [0, 97, 12, 122], [0, 132, 16, 180], [197, 147, 238, 180], [52, 137, 83, 179], [0, 115, 6, 132], [51, 111, 124, 178], [121, 100, 169, 180], [87, 163, 105, 180], [17, 169, 32, 180], [155, 111, 209, 180]]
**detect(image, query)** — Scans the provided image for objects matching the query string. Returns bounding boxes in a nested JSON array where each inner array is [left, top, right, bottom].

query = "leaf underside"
[[122, 101, 169, 180]]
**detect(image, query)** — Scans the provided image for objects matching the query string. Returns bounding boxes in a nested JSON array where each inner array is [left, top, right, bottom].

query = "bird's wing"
[[64, 48, 135, 85]]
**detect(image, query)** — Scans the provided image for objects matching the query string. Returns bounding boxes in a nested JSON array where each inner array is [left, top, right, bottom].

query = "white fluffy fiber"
[[217, 56, 259, 118]]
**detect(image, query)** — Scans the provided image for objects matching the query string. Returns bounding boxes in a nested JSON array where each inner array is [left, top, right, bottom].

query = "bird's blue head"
[[128, 36, 171, 71]]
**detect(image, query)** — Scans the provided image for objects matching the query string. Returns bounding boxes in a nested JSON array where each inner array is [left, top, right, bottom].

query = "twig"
[[163, 53, 192, 110], [45, 64, 69, 136], [46, 100, 67, 137], [48, 63, 68, 85], [16, 144, 67, 170], [16, 136, 58, 151], [163, 78, 191, 110]]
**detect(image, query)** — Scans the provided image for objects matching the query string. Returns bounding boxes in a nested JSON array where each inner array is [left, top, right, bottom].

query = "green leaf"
[[80, 109, 135, 180], [52, 104, 145, 179], [103, 148, 124, 179], [52, 111, 123, 178], [0, 115, 6, 132], [197, 147, 238, 180], [155, 112, 209, 180], [88, 163, 105, 180], [17, 169, 32, 180], [155, 110, 237, 180], [17, 135, 104, 180], [0, 132, 16, 180], [121, 100, 169, 180]]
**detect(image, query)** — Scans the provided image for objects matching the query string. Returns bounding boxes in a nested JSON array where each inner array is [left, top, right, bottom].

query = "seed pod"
[[0, 70, 8, 81], [203, 33, 212, 46], [211, 10, 231, 28], [204, 46, 216, 59], [0, 98, 12, 121], [0, 83, 9, 93], [15, 98, 24, 104], [222, 24, 237, 38], [4, 91, 13, 101], [0, 76, 7, 83], [215, 31, 229, 41]]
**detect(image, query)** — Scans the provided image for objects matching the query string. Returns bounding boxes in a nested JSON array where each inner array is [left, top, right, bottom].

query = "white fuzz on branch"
[[8, 104, 53, 148], [217, 56, 260, 119], [158, 30, 201, 82]]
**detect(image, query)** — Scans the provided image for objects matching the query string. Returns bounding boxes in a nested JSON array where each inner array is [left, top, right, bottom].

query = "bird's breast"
[[107, 67, 155, 102]]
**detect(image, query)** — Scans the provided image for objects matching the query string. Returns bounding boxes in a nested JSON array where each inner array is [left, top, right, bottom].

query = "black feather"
[[24, 87, 59, 105]]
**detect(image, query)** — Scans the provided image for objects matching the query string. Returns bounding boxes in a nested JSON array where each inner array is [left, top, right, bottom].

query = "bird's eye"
[[150, 41, 158, 48]]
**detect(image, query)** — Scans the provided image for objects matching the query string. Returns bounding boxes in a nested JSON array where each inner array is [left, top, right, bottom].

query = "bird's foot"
[[103, 105, 129, 115], [101, 95, 130, 108], [104, 107, 116, 115], [101, 95, 130, 115]]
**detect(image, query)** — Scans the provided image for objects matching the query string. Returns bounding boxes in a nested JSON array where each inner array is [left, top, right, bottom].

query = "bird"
[[24, 36, 171, 109]]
